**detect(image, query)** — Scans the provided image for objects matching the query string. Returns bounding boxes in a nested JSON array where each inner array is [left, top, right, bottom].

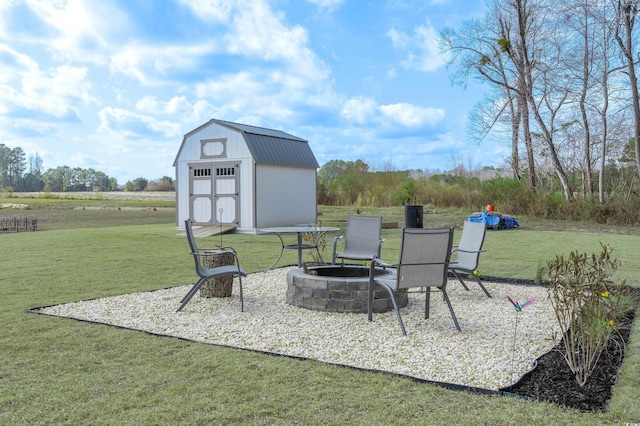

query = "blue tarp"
[[468, 211, 519, 230]]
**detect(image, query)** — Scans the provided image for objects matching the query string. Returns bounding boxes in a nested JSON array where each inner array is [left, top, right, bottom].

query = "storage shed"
[[173, 119, 319, 233]]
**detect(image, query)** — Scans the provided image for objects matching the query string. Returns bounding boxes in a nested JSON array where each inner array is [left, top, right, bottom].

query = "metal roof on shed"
[[212, 119, 306, 142], [212, 119, 318, 169], [244, 134, 319, 168], [174, 118, 318, 169]]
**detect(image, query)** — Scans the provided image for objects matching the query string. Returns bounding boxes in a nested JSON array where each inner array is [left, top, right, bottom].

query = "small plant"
[[534, 259, 547, 285], [468, 269, 481, 280], [303, 228, 327, 264], [547, 243, 636, 386]]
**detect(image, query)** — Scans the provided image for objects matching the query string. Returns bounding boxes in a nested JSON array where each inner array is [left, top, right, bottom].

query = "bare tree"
[[443, 0, 640, 200], [594, 0, 629, 202], [497, 0, 574, 198], [441, 1, 535, 186], [614, 0, 640, 177]]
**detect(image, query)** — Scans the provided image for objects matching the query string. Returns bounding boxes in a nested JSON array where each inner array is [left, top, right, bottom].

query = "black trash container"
[[404, 205, 423, 228]]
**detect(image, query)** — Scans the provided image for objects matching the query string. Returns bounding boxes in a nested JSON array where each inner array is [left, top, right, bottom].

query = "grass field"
[[1, 194, 639, 424]]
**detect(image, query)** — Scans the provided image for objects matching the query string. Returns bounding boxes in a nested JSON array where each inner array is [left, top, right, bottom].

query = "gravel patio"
[[38, 267, 560, 391]]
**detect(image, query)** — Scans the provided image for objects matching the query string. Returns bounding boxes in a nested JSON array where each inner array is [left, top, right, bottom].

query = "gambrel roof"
[[174, 119, 319, 169]]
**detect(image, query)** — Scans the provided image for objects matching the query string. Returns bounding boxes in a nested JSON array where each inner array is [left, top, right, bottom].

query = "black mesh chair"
[[449, 220, 492, 298], [177, 220, 247, 312], [332, 215, 385, 264], [368, 227, 459, 335]]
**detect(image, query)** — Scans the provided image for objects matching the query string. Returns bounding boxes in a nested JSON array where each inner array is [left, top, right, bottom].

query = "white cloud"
[[341, 96, 444, 127], [224, 1, 327, 76], [176, 0, 233, 21], [28, 65, 98, 113], [19, 0, 126, 65], [134, 0, 338, 117], [178, 0, 334, 86], [387, 20, 450, 72], [380, 103, 445, 127], [305, 0, 344, 9], [136, 96, 191, 115], [341, 96, 378, 124], [196, 72, 263, 105], [0, 0, 490, 182], [0, 43, 37, 83], [109, 43, 218, 85], [0, 43, 98, 119], [98, 107, 181, 139], [194, 62, 336, 122]]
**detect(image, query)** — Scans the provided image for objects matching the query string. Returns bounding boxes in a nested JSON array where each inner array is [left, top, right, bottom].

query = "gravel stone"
[[39, 267, 560, 390]]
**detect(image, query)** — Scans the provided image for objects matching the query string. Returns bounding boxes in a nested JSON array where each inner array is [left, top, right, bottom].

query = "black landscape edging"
[[498, 360, 540, 397], [496, 294, 639, 412], [28, 278, 638, 410], [29, 304, 501, 396]]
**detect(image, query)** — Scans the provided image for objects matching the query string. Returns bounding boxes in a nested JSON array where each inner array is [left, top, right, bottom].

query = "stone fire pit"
[[286, 265, 408, 313]]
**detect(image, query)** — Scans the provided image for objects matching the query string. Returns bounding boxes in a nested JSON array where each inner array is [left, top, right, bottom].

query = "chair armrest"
[[332, 235, 344, 264], [191, 248, 242, 267], [370, 257, 396, 269], [376, 238, 386, 258], [196, 246, 239, 255], [371, 257, 398, 268], [451, 248, 485, 254]]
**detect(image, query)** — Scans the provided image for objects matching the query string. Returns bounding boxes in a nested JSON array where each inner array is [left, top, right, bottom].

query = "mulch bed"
[[502, 309, 636, 412]]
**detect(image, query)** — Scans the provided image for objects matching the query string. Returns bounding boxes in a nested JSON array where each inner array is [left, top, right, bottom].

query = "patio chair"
[[368, 227, 459, 335], [177, 220, 247, 312], [448, 220, 492, 298], [332, 215, 385, 264]]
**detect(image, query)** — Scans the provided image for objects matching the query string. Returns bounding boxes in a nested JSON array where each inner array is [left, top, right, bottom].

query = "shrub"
[[547, 244, 637, 386]]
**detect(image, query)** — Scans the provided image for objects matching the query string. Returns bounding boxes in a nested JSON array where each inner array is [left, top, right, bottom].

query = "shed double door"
[[189, 162, 239, 225]]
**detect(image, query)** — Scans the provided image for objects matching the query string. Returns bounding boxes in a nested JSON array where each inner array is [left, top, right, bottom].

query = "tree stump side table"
[[200, 249, 235, 298]]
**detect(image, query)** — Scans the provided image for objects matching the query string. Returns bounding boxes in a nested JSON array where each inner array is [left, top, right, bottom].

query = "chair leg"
[[181, 283, 202, 304], [332, 238, 338, 265], [472, 275, 492, 298], [179, 278, 205, 304], [179, 275, 244, 312], [451, 270, 470, 291], [368, 282, 406, 336], [238, 276, 244, 312], [424, 287, 431, 319], [441, 289, 461, 332], [367, 280, 374, 322], [177, 277, 207, 312], [388, 290, 407, 336]]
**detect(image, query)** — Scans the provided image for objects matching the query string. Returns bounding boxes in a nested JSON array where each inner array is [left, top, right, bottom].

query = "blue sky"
[[0, 0, 504, 184]]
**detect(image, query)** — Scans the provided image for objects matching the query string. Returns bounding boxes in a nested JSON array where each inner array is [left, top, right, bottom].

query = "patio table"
[[258, 226, 339, 269]]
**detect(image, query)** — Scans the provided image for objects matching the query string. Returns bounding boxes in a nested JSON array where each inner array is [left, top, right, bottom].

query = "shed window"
[[201, 138, 226, 158], [216, 167, 236, 176], [193, 168, 212, 177]]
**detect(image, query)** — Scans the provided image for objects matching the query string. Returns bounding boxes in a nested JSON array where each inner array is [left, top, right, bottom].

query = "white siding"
[[255, 164, 317, 227], [175, 161, 190, 227], [175, 120, 317, 232], [175, 124, 254, 229]]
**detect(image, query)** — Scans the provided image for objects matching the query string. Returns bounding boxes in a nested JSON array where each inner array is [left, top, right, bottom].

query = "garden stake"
[[218, 208, 224, 247], [507, 296, 535, 383]]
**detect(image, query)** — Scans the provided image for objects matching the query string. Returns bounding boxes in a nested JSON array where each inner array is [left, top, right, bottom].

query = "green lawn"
[[1, 202, 639, 424]]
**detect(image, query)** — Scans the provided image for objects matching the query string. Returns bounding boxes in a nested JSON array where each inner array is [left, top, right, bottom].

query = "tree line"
[[442, 0, 640, 203], [0, 144, 174, 192], [317, 158, 640, 225]]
